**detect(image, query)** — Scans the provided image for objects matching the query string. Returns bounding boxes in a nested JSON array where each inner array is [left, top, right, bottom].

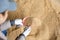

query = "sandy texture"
[[7, 0, 60, 40]]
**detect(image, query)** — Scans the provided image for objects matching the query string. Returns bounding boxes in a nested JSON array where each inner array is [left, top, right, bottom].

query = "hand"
[[22, 17, 33, 26], [15, 19, 23, 26]]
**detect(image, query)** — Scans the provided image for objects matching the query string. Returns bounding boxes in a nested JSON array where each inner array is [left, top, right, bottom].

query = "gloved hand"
[[10, 17, 32, 26], [15, 19, 23, 26], [10, 19, 23, 26]]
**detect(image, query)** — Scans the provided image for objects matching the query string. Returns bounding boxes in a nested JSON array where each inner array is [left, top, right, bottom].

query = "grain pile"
[[7, 0, 60, 40]]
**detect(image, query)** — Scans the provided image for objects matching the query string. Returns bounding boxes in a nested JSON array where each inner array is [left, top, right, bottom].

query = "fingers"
[[22, 17, 33, 26], [22, 17, 29, 26]]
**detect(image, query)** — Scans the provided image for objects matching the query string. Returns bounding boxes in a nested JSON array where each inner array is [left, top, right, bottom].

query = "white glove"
[[0, 31, 7, 40], [15, 19, 23, 26]]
